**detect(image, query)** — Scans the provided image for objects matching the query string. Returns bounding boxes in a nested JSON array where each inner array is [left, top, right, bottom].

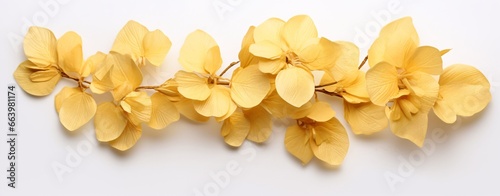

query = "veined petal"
[[259, 89, 289, 118], [30, 68, 59, 82], [344, 101, 387, 135], [258, 58, 286, 74], [342, 71, 370, 103], [174, 98, 209, 122], [109, 122, 142, 151], [299, 38, 341, 70], [249, 41, 283, 60], [148, 93, 180, 129], [82, 51, 106, 77], [221, 109, 250, 147], [311, 117, 349, 166], [283, 15, 318, 52], [14, 61, 61, 96], [389, 109, 428, 147], [59, 91, 97, 131], [231, 65, 271, 108], [405, 72, 439, 111], [143, 29, 171, 66], [437, 64, 491, 119], [54, 87, 80, 113], [368, 17, 419, 68], [95, 102, 127, 142], [306, 101, 336, 122], [23, 26, 57, 68], [326, 41, 359, 81], [432, 98, 457, 124], [275, 66, 315, 107], [175, 70, 211, 101], [57, 31, 83, 78], [193, 85, 235, 117], [244, 106, 272, 143], [405, 46, 443, 75], [90, 70, 114, 94], [366, 62, 399, 106], [203, 46, 223, 75], [122, 91, 152, 125], [111, 20, 148, 61], [179, 30, 218, 74], [253, 18, 285, 48], [109, 52, 143, 90], [285, 125, 314, 164]]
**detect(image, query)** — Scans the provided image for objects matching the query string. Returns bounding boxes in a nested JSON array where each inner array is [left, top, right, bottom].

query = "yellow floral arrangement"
[[13, 15, 491, 166]]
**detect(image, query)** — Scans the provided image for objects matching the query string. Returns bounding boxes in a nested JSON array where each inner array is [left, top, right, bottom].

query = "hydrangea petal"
[[59, 91, 96, 131], [148, 93, 180, 129], [23, 26, 57, 68], [244, 106, 272, 143], [275, 66, 315, 107], [311, 117, 349, 166], [55, 87, 80, 113], [282, 15, 318, 51], [405, 46, 443, 75], [221, 109, 250, 147], [193, 85, 234, 117], [179, 30, 218, 74], [95, 102, 127, 142], [175, 99, 209, 122], [143, 29, 171, 66], [344, 101, 387, 135], [366, 62, 399, 106], [57, 31, 83, 78], [14, 61, 61, 96], [253, 18, 285, 47], [231, 65, 270, 108], [111, 20, 148, 62], [109, 122, 142, 151], [175, 70, 211, 101], [285, 125, 314, 164], [122, 91, 152, 125]]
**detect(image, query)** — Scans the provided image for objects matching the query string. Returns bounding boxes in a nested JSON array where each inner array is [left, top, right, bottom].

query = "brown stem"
[[315, 81, 337, 88], [135, 85, 160, 90], [61, 73, 90, 88], [315, 89, 343, 98], [217, 81, 230, 86], [358, 55, 368, 69], [219, 61, 240, 77]]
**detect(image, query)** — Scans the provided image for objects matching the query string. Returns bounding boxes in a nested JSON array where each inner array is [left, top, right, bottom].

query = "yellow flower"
[[221, 106, 272, 147], [285, 101, 349, 165], [249, 15, 341, 107], [366, 17, 443, 146], [175, 30, 236, 119], [320, 42, 387, 135], [111, 20, 172, 67], [433, 64, 491, 123]]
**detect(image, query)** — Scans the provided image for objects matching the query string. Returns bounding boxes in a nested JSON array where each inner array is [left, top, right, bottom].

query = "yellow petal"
[[342, 71, 370, 103], [253, 18, 285, 48], [90, 70, 114, 94], [221, 109, 250, 147], [54, 87, 80, 113], [259, 89, 289, 118], [83, 51, 106, 77], [203, 46, 223, 75], [23, 26, 57, 68], [239, 26, 259, 68], [299, 38, 340, 70], [59, 91, 96, 131], [179, 30, 218, 74], [57, 31, 83, 78], [244, 106, 273, 143], [404, 46, 443, 75], [388, 107, 428, 147], [275, 66, 315, 107], [437, 64, 491, 119], [94, 102, 127, 142], [405, 72, 439, 111], [30, 68, 59, 82], [285, 125, 314, 164], [368, 17, 419, 68], [306, 101, 336, 122], [249, 41, 283, 60], [214, 95, 238, 122], [175, 98, 209, 122], [156, 79, 182, 102], [143, 29, 171, 66], [311, 117, 349, 166], [258, 58, 286, 74], [111, 20, 148, 62], [121, 91, 152, 125], [14, 61, 61, 96], [175, 70, 211, 101], [282, 15, 318, 51], [148, 93, 180, 129], [432, 98, 457, 124], [109, 52, 143, 90], [366, 62, 399, 106], [330, 41, 360, 80], [109, 122, 142, 151], [231, 65, 270, 108], [344, 101, 387, 135], [193, 85, 235, 117]]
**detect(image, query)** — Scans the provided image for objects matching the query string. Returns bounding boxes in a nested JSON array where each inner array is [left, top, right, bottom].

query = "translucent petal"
[[306, 101, 335, 122], [285, 125, 314, 164], [342, 71, 370, 103], [366, 62, 399, 106], [437, 64, 491, 118], [311, 118, 349, 166], [57, 31, 83, 78], [432, 98, 457, 124], [83, 51, 106, 77], [179, 30, 218, 74], [253, 17, 285, 48], [299, 38, 340, 70], [231, 65, 270, 108], [90, 70, 114, 94], [59, 91, 96, 131], [30, 68, 59, 82], [221, 109, 250, 147], [94, 102, 127, 142], [368, 17, 419, 68], [275, 66, 315, 107], [109, 52, 143, 90], [193, 85, 235, 117], [405, 46, 443, 75], [249, 41, 284, 60], [282, 15, 318, 51], [23, 26, 57, 68], [405, 72, 439, 111], [109, 122, 142, 151], [203, 46, 223, 75], [344, 101, 388, 135], [54, 87, 80, 113], [244, 106, 273, 143], [175, 70, 211, 101], [122, 91, 152, 125], [143, 29, 171, 66], [329, 41, 360, 81], [14, 61, 61, 96], [148, 93, 180, 129], [174, 98, 209, 122], [389, 108, 428, 147], [111, 20, 148, 62]]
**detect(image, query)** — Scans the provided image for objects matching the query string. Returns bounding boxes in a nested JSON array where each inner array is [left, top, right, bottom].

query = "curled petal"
[[311, 118, 349, 166], [175, 98, 209, 122], [23, 26, 57, 68], [388, 107, 428, 147], [285, 125, 314, 164], [55, 87, 80, 113], [193, 85, 235, 118], [109, 122, 142, 151], [244, 106, 273, 143], [14, 61, 61, 96], [111, 20, 149, 62], [179, 30, 218, 74], [57, 31, 84, 78], [221, 109, 250, 147], [121, 91, 152, 125]]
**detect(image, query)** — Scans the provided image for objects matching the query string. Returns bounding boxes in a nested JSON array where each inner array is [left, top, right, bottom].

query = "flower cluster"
[[14, 16, 491, 166]]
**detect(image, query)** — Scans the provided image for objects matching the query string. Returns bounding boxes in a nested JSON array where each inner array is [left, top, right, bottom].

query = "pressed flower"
[[249, 15, 341, 107], [285, 101, 349, 165], [221, 105, 273, 147], [366, 17, 442, 146], [433, 64, 491, 123], [175, 30, 236, 119], [111, 20, 172, 67]]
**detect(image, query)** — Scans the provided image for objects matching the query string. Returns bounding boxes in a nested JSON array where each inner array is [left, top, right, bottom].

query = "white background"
[[1, 0, 499, 195]]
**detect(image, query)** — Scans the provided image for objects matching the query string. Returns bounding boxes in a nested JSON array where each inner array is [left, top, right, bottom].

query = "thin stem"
[[315, 89, 343, 98], [136, 85, 160, 90], [315, 81, 337, 88], [61, 73, 90, 88], [358, 55, 368, 69], [219, 61, 240, 77], [217, 81, 230, 86]]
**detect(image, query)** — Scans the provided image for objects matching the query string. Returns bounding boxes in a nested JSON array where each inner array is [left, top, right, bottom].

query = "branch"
[[315, 81, 337, 88], [136, 85, 160, 90], [315, 89, 343, 98], [219, 61, 240, 77], [358, 55, 368, 69]]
